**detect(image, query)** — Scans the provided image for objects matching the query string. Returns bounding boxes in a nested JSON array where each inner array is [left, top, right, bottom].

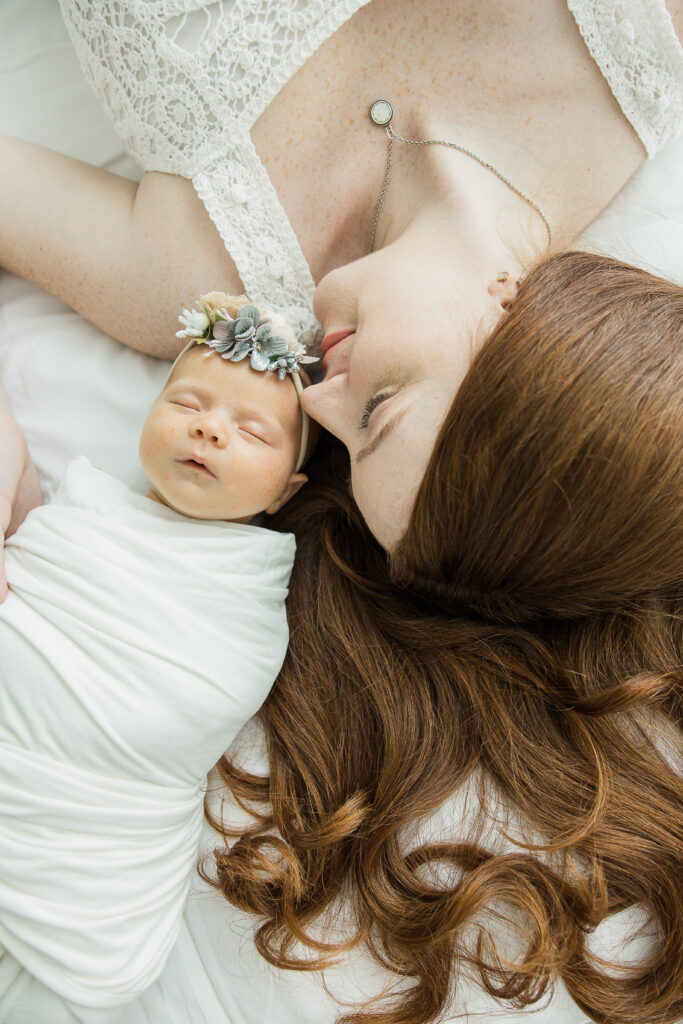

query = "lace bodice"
[[59, 0, 682, 344], [58, 0, 371, 344], [568, 0, 683, 157]]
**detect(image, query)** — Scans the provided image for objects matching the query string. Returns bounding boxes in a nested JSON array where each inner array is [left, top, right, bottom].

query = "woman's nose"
[[299, 372, 348, 440]]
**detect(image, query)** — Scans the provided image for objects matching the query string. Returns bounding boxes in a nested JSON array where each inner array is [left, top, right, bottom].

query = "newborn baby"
[[0, 295, 314, 1010]]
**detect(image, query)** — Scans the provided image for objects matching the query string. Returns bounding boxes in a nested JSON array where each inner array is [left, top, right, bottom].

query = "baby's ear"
[[264, 473, 308, 515]]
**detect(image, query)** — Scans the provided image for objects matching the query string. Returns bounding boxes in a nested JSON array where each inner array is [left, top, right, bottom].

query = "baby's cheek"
[[149, 421, 178, 451], [161, 424, 178, 443], [138, 433, 156, 461], [265, 455, 288, 484]]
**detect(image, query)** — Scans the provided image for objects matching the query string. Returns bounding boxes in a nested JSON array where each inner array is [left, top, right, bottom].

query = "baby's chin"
[[146, 481, 263, 523]]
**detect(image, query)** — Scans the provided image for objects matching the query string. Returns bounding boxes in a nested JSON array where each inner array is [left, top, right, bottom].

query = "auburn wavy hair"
[[202, 252, 683, 1024]]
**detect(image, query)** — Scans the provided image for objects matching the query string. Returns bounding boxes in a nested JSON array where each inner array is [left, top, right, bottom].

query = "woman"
[[0, 1, 681, 1021], [1, 0, 681, 585], [250, 250, 682, 1024]]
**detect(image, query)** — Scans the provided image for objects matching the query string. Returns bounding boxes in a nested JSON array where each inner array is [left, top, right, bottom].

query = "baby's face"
[[139, 347, 304, 521]]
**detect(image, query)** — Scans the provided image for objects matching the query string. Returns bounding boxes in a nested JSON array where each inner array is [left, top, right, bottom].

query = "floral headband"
[[168, 293, 317, 472]]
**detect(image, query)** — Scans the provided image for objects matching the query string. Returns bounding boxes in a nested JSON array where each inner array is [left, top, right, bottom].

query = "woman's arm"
[[0, 136, 243, 359], [0, 379, 43, 602]]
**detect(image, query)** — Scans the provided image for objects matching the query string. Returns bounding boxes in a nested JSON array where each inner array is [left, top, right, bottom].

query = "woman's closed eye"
[[360, 391, 395, 430]]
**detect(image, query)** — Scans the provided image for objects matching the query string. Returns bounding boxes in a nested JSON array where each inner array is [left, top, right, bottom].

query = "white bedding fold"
[[0, 743, 203, 1008]]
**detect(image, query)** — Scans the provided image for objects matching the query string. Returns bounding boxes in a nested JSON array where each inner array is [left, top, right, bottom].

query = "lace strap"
[[193, 140, 320, 346], [568, 0, 683, 156]]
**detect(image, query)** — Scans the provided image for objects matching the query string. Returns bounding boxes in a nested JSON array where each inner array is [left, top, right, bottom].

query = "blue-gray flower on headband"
[[211, 305, 289, 373], [177, 298, 316, 380]]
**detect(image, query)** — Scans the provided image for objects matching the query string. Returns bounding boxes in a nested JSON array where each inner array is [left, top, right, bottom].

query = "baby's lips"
[[177, 457, 216, 478]]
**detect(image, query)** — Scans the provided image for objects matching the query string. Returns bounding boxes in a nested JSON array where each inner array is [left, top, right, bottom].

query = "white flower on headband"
[[176, 308, 211, 339], [263, 311, 304, 354], [176, 296, 317, 380]]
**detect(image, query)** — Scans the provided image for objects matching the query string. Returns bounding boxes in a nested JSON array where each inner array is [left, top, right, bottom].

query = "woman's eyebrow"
[[355, 408, 410, 464]]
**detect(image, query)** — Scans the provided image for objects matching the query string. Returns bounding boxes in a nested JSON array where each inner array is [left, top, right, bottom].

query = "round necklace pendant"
[[369, 99, 393, 127]]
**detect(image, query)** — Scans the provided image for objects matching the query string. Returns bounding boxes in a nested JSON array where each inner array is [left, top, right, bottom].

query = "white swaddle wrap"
[[0, 457, 295, 1009]]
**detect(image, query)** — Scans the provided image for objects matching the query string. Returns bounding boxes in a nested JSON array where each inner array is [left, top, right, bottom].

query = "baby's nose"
[[191, 417, 227, 445]]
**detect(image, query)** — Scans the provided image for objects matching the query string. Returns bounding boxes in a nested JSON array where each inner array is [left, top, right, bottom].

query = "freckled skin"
[[138, 348, 307, 522]]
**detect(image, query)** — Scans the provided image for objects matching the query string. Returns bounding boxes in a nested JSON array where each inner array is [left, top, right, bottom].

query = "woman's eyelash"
[[360, 391, 392, 430]]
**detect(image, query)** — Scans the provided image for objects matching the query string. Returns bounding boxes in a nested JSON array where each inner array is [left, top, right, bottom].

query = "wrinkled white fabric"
[[0, 457, 295, 1008], [57, 0, 683, 348]]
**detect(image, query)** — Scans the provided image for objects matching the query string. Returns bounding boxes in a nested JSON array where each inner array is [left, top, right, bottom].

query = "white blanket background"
[[0, 2, 680, 1023]]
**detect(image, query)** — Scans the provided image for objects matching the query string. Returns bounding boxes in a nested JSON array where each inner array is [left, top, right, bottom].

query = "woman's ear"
[[264, 473, 308, 515], [487, 270, 523, 311]]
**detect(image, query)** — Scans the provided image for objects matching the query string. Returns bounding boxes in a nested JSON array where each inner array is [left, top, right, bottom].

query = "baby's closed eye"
[[239, 426, 269, 443]]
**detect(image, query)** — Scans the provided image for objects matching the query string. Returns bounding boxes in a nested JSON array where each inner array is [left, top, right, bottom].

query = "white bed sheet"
[[0, 2, 681, 1023]]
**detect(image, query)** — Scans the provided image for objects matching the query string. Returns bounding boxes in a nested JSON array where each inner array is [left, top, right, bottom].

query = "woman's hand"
[[0, 414, 42, 603]]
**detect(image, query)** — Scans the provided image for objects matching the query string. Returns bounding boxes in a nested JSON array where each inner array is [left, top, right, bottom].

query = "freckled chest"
[[251, 0, 644, 274]]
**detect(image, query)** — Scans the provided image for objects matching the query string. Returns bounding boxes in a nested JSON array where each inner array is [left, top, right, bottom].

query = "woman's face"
[[301, 235, 505, 549]]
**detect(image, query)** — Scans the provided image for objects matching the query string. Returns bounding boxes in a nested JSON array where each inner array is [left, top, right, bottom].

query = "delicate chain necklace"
[[368, 99, 552, 253]]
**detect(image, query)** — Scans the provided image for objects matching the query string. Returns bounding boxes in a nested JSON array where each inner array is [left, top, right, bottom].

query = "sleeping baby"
[[0, 294, 316, 1011]]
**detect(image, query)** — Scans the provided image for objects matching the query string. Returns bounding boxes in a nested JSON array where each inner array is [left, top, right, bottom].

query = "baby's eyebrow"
[[166, 378, 209, 397]]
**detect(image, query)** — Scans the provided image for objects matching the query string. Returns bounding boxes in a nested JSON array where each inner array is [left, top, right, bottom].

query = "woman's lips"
[[321, 329, 355, 366]]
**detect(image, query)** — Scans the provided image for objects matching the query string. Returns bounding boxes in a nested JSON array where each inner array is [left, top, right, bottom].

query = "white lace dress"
[[57, 0, 683, 345]]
